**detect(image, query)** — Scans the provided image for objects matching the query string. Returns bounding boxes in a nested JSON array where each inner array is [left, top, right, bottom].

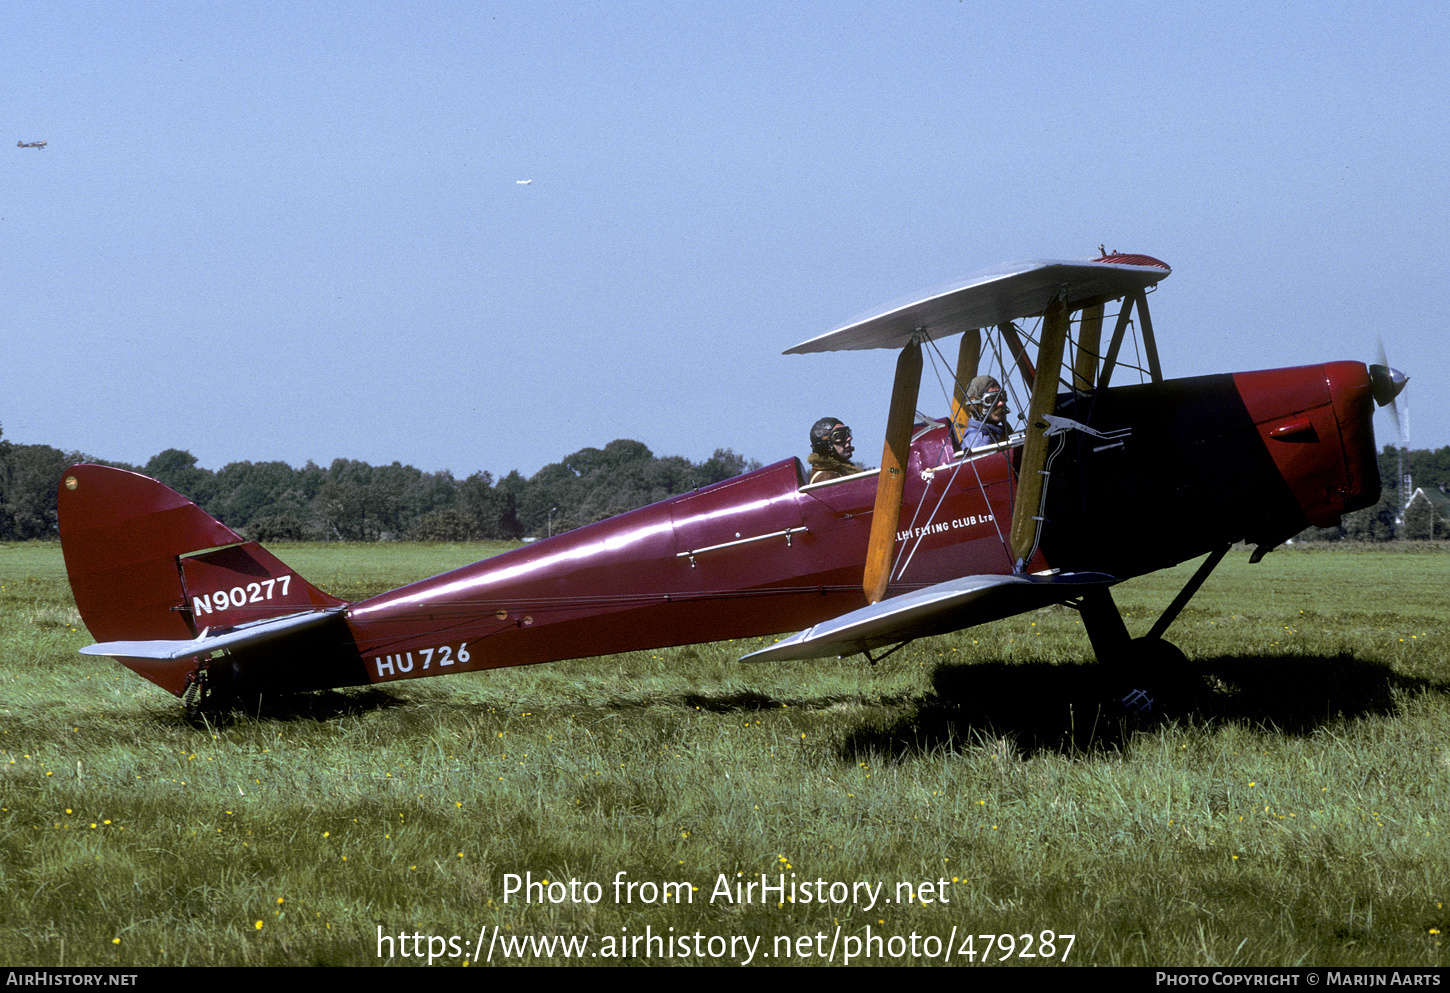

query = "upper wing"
[[739, 571, 1116, 662], [786, 256, 1169, 354]]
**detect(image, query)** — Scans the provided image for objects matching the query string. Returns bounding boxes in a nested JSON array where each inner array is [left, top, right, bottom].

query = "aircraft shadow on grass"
[[170, 654, 1442, 764], [842, 655, 1447, 759], [175, 686, 408, 728]]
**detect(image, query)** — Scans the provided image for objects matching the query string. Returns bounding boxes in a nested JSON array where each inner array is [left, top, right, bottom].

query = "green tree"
[[209, 461, 312, 529], [144, 449, 215, 505], [2, 426, 759, 545], [699, 448, 761, 484], [404, 470, 462, 526], [246, 513, 315, 542], [370, 461, 425, 538], [511, 439, 760, 536], [458, 471, 518, 539], [1340, 489, 1398, 541], [313, 459, 377, 540], [0, 432, 78, 539]]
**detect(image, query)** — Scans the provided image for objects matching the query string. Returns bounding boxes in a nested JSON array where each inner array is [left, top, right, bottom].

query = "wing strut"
[[1098, 297, 1135, 389], [1008, 294, 1070, 570], [863, 337, 922, 604], [1073, 303, 1104, 390], [999, 321, 1036, 390], [1132, 289, 1163, 382], [1098, 289, 1162, 389], [947, 329, 981, 443]]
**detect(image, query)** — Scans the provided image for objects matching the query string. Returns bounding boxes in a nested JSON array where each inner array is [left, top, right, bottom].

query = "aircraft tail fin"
[[58, 464, 345, 695]]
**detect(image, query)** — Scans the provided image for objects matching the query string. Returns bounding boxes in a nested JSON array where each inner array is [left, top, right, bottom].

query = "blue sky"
[[5, 1, 1446, 479]]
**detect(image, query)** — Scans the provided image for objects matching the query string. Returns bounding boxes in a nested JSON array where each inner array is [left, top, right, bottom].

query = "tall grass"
[[0, 541, 1445, 966]]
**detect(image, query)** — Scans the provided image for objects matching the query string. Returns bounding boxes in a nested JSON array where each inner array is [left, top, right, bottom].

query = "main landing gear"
[[1074, 544, 1229, 713]]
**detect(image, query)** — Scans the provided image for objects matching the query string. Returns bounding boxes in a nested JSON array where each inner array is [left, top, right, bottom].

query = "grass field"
[[0, 540, 1446, 967]]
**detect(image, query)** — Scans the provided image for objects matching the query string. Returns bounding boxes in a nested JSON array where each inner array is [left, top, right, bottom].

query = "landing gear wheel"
[[1107, 637, 1189, 715]]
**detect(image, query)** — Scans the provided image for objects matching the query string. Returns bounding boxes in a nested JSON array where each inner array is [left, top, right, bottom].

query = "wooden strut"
[[1132, 288, 1163, 383], [998, 321, 1036, 390], [1097, 295, 1136, 390], [948, 329, 980, 444], [1097, 289, 1162, 389], [1008, 295, 1070, 570], [863, 338, 922, 604], [1074, 303, 1104, 391]]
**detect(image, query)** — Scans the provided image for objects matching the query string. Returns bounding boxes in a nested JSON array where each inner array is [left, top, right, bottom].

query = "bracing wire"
[[890, 332, 1019, 579], [890, 295, 1158, 583]]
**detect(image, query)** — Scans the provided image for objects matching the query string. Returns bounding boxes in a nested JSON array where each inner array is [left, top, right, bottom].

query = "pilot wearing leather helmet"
[[807, 417, 862, 483]]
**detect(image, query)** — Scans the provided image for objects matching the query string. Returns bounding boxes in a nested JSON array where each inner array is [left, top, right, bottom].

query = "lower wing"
[[740, 571, 1116, 662]]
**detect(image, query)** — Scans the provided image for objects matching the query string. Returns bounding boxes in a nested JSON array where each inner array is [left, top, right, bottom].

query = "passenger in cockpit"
[[960, 376, 1010, 449]]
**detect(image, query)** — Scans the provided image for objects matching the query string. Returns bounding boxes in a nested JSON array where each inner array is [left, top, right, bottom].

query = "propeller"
[[1369, 340, 1409, 440], [1371, 340, 1410, 511], [1369, 361, 1408, 411]]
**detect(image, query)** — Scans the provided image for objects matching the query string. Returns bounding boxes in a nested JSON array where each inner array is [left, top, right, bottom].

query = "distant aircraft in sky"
[[17, 140, 47, 149], [516, 179, 532, 185]]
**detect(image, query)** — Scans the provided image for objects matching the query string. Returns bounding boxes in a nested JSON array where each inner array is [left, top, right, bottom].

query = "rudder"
[[58, 465, 345, 694]]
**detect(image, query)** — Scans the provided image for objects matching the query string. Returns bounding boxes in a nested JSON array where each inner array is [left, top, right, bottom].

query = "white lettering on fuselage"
[[374, 642, 471, 679], [191, 575, 293, 617], [896, 514, 994, 544]]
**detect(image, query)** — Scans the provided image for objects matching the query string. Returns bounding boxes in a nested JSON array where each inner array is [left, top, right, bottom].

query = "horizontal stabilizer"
[[740, 572, 1116, 663], [787, 256, 1169, 354], [81, 607, 346, 661]]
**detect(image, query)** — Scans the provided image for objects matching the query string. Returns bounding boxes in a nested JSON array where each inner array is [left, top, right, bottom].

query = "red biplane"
[[59, 254, 1407, 712]]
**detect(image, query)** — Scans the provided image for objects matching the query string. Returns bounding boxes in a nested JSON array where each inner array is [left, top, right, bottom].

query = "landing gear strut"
[[1075, 544, 1229, 711]]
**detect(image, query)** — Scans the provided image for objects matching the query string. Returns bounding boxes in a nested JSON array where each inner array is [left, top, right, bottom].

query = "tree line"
[[0, 425, 760, 542], [4, 422, 1444, 543]]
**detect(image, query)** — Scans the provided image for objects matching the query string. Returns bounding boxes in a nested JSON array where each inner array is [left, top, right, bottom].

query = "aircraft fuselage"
[[265, 360, 1380, 693]]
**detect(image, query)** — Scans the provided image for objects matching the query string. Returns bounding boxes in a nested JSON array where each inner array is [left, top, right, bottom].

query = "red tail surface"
[[58, 464, 343, 694]]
